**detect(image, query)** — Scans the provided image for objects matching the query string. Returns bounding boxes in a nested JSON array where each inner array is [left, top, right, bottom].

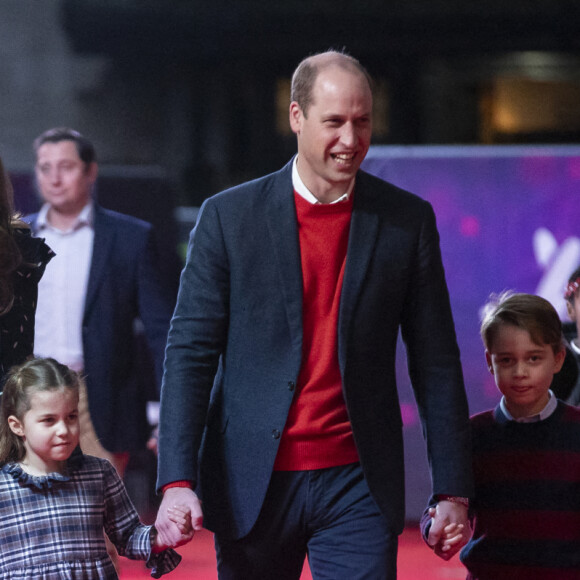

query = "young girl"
[[0, 357, 192, 579]]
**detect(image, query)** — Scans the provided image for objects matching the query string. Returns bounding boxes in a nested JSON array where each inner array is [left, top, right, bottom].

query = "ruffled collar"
[[1, 447, 84, 491], [13, 228, 55, 271]]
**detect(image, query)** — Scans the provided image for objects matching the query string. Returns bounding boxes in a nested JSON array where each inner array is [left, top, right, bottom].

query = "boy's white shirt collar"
[[292, 156, 352, 204], [500, 389, 557, 423]]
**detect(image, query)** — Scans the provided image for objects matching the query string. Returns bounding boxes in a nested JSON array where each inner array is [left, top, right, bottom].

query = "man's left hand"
[[427, 501, 471, 560]]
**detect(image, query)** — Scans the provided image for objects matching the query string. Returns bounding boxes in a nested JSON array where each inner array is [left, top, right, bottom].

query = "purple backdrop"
[[362, 145, 580, 520]]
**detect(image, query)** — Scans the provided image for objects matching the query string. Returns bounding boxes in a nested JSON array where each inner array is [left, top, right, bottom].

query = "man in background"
[[28, 127, 175, 475]]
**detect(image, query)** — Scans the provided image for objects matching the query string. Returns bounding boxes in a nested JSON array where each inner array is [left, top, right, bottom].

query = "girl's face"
[[485, 324, 565, 419], [8, 387, 79, 475]]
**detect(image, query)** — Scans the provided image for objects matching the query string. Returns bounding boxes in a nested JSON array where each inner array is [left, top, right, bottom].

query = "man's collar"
[[37, 201, 94, 232], [292, 156, 353, 205]]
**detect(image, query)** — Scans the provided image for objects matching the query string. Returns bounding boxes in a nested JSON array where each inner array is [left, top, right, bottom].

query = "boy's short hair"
[[481, 291, 564, 355]]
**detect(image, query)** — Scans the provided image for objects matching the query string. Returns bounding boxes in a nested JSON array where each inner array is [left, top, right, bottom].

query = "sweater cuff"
[[161, 480, 193, 494], [436, 494, 469, 508]]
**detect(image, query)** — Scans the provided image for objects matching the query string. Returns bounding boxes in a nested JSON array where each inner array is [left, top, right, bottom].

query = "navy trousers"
[[215, 462, 398, 580]]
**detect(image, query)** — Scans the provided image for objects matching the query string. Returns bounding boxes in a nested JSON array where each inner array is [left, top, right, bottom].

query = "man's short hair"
[[33, 127, 96, 167], [290, 49, 373, 117]]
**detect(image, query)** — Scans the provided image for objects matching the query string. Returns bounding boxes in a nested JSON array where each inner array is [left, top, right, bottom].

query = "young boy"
[[422, 292, 580, 579]]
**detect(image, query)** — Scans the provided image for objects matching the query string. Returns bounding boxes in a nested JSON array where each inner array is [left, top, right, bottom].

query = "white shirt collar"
[[292, 156, 352, 205], [37, 201, 94, 233], [500, 389, 557, 423]]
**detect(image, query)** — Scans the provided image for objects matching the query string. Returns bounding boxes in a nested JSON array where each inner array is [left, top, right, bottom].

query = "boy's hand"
[[427, 502, 471, 560]]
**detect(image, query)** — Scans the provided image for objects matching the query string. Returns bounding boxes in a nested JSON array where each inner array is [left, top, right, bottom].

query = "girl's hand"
[[152, 505, 195, 552], [167, 504, 193, 535], [155, 487, 203, 549]]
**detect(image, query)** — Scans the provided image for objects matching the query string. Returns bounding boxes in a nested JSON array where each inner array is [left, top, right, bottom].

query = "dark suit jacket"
[[157, 160, 473, 539], [28, 203, 175, 452]]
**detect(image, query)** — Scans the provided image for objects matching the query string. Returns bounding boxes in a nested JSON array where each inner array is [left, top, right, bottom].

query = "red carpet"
[[120, 526, 467, 579]]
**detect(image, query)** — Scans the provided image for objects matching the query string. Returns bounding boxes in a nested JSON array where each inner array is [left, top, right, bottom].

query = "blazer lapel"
[[338, 179, 380, 371], [265, 167, 304, 352], [84, 205, 115, 319]]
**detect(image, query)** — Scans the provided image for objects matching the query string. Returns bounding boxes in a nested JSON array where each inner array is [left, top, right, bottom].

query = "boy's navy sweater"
[[421, 400, 580, 579]]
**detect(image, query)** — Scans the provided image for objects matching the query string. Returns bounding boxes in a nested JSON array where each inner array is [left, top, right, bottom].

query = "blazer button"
[[288, 381, 295, 392], [272, 429, 281, 439]]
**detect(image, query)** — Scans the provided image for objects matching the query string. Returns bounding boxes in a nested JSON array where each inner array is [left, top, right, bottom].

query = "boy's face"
[[486, 324, 565, 419]]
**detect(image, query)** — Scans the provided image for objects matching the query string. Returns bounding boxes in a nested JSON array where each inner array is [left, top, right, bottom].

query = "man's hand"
[[154, 487, 203, 548], [146, 426, 159, 455], [152, 504, 195, 553], [427, 501, 471, 560]]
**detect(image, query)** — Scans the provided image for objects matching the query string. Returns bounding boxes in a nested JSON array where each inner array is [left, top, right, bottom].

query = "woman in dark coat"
[[0, 156, 54, 381]]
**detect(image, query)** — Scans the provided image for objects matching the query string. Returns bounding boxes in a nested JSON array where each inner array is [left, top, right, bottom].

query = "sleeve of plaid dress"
[[100, 458, 182, 577]]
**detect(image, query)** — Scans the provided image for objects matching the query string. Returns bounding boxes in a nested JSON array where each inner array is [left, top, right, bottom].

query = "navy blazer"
[[157, 160, 473, 539], [28, 203, 175, 452]]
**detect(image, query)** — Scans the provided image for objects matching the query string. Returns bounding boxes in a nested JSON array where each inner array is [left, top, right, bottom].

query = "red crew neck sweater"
[[273, 192, 359, 471]]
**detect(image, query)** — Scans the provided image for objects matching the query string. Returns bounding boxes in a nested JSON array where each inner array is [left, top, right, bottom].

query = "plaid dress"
[[0, 453, 181, 578]]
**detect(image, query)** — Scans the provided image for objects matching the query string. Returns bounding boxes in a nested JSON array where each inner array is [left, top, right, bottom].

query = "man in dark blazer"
[[155, 51, 473, 578], [27, 127, 174, 475]]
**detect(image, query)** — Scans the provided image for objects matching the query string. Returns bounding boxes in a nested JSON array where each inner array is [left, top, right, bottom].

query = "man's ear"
[[289, 101, 303, 135], [86, 161, 98, 185], [485, 351, 494, 374], [7, 416, 24, 437]]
